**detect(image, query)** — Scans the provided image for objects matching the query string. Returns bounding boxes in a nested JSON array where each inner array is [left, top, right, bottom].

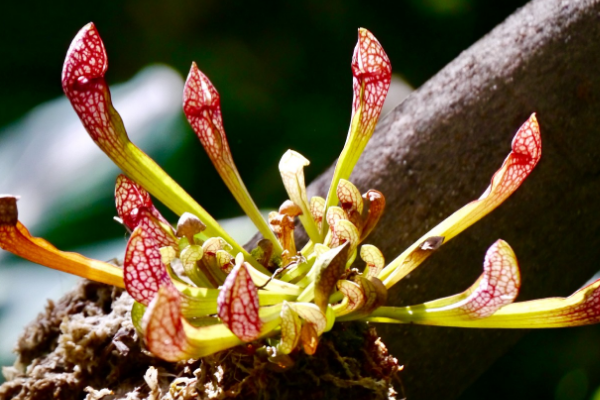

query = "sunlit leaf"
[[202, 237, 232, 261], [322, 206, 347, 249], [142, 285, 196, 361], [180, 244, 204, 268], [361, 189, 385, 241], [325, 206, 348, 230], [217, 258, 262, 341], [313, 244, 330, 258], [172, 281, 219, 317], [0, 196, 123, 287], [62, 23, 264, 273], [367, 240, 521, 324], [269, 210, 296, 258], [328, 219, 360, 257], [143, 285, 251, 361], [322, 29, 392, 235], [179, 244, 211, 288], [337, 179, 364, 231], [131, 301, 146, 334], [369, 277, 600, 329], [200, 237, 232, 285], [314, 242, 350, 312], [278, 301, 302, 354], [457, 240, 520, 318], [279, 150, 321, 243], [355, 276, 388, 314], [141, 208, 178, 249], [250, 238, 274, 268], [324, 304, 336, 332], [300, 322, 319, 355], [183, 62, 282, 254], [309, 196, 326, 232], [159, 246, 177, 266], [124, 211, 174, 305], [334, 279, 366, 317], [115, 174, 171, 231], [142, 283, 285, 362], [215, 250, 234, 273], [175, 212, 206, 245], [361, 245, 385, 279], [379, 114, 541, 288], [143, 287, 282, 361], [289, 302, 327, 335]]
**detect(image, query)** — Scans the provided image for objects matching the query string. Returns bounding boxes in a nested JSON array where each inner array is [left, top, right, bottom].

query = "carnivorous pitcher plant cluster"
[[3, 23, 600, 363]]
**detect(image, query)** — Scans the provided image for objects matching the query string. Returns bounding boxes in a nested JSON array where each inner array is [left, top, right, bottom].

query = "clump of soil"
[[0, 280, 402, 400]]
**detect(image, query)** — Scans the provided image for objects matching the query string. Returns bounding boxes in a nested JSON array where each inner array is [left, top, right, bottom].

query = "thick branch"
[[299, 0, 600, 398]]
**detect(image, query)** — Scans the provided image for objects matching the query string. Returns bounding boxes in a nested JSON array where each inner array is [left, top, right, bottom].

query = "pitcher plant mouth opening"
[[2, 22, 597, 364]]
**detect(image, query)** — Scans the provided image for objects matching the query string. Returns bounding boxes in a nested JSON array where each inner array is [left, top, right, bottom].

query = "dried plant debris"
[[0, 280, 401, 400]]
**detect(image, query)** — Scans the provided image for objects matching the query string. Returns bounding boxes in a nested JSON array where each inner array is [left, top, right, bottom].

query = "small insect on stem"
[[257, 254, 306, 289]]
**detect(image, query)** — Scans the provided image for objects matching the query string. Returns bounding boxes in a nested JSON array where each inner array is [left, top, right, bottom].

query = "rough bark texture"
[[297, 0, 600, 398]]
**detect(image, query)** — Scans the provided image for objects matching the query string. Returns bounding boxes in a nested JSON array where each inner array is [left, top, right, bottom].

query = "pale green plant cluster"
[[2, 23, 600, 365]]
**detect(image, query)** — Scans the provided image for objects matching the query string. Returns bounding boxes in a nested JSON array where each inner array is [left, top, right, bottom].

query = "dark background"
[[1, 1, 599, 399]]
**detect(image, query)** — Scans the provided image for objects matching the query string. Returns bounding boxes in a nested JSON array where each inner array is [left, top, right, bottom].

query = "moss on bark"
[[0, 280, 401, 400]]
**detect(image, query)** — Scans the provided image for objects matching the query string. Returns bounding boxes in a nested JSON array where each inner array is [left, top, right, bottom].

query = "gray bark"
[[277, 0, 600, 398]]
